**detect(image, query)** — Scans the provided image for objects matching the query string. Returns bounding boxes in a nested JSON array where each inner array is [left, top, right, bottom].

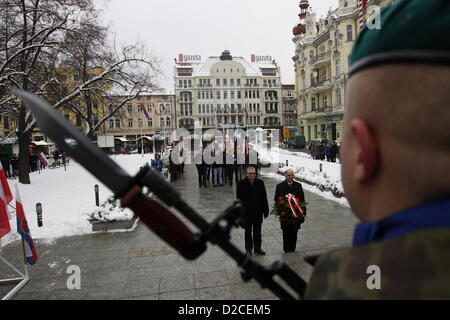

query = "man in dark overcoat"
[[236, 166, 269, 255], [274, 169, 306, 253]]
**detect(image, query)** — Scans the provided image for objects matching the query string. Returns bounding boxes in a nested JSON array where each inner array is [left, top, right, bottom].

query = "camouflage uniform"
[[305, 228, 450, 299], [303, 0, 450, 300]]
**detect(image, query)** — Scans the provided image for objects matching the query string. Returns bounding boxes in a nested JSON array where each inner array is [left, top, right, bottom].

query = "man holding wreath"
[[274, 169, 307, 253]]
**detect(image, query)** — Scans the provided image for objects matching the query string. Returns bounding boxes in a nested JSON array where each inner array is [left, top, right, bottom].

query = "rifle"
[[15, 89, 308, 300]]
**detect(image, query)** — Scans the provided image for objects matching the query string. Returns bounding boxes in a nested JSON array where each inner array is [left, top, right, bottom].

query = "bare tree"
[[0, 0, 161, 184]]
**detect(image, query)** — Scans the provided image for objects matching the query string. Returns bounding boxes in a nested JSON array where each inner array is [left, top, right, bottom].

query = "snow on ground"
[[1, 154, 154, 247], [255, 146, 346, 200], [1, 148, 348, 248]]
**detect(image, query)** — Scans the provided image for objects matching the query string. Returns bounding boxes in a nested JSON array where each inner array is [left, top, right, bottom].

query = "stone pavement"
[[0, 164, 358, 300]]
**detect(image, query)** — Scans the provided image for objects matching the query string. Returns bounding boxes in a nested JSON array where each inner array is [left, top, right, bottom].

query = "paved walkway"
[[0, 164, 357, 300]]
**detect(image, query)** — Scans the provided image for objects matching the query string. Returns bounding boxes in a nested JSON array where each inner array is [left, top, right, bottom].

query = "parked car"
[[286, 135, 306, 149]]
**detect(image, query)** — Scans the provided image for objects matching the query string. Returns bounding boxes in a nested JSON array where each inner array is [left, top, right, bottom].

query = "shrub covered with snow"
[[87, 198, 134, 222]]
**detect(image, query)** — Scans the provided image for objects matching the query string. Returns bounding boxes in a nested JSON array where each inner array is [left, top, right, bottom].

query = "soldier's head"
[[246, 166, 256, 181], [341, 0, 450, 222], [285, 169, 295, 183]]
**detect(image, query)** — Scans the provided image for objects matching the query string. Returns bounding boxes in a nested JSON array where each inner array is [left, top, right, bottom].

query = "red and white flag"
[[38, 153, 49, 167], [15, 185, 38, 265], [0, 176, 11, 238], [0, 162, 13, 204]]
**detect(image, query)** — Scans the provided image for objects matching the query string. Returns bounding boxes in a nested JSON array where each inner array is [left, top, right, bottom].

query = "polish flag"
[[0, 178, 11, 238], [15, 185, 38, 265], [0, 162, 13, 204], [38, 153, 49, 167]]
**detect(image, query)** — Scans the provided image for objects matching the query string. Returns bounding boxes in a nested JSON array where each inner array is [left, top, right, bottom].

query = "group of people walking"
[[194, 152, 256, 188], [308, 141, 339, 162]]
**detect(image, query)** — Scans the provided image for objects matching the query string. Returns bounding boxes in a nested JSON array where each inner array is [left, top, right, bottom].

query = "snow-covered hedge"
[[87, 199, 134, 222]]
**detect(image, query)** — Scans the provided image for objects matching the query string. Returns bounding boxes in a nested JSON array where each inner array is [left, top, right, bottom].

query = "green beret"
[[349, 0, 450, 76]]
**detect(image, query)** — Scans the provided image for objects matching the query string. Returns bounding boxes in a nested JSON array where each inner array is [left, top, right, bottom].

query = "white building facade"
[[174, 51, 283, 135]]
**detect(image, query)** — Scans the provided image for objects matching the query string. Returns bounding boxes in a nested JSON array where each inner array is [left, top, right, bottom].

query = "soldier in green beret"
[[305, 0, 450, 299]]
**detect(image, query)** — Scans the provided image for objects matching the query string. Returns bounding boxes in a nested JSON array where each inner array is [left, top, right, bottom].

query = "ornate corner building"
[[292, 0, 395, 143], [174, 50, 283, 136]]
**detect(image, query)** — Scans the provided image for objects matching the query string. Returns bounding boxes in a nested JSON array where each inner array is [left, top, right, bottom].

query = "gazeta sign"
[[178, 54, 202, 63]]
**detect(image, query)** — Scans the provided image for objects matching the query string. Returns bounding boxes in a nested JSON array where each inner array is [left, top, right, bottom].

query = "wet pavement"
[[0, 164, 358, 300]]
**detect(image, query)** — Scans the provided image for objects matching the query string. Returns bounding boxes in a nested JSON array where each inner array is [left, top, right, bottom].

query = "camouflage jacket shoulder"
[[304, 228, 450, 299]]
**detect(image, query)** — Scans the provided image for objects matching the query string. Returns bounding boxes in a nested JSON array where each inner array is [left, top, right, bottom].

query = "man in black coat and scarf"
[[236, 166, 269, 255], [274, 169, 306, 253]]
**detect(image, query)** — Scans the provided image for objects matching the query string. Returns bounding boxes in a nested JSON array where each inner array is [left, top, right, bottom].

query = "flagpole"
[[21, 237, 29, 282]]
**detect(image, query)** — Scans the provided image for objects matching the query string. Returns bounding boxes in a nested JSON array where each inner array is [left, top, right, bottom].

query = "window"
[[347, 25, 353, 42], [109, 119, 114, 129], [335, 58, 341, 76], [128, 119, 133, 127], [73, 73, 80, 81], [231, 91, 235, 99], [223, 79, 227, 86], [336, 88, 342, 106], [230, 79, 234, 87], [160, 117, 165, 127], [237, 91, 241, 99], [127, 105, 132, 113], [224, 91, 228, 99], [167, 117, 171, 127], [217, 91, 221, 99], [148, 118, 153, 127], [237, 79, 241, 86], [216, 79, 220, 86], [323, 95, 328, 108], [116, 118, 121, 128], [138, 118, 143, 127], [311, 97, 316, 111]]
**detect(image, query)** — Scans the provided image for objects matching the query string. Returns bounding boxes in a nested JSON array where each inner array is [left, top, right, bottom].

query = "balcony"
[[265, 109, 279, 114], [310, 79, 332, 93], [310, 51, 331, 65], [264, 96, 279, 101], [177, 99, 193, 103]]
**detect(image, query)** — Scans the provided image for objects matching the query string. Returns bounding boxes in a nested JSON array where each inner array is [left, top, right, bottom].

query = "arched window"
[[166, 116, 171, 127], [160, 117, 165, 127]]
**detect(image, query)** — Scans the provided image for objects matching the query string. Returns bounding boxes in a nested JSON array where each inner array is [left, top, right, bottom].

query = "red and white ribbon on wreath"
[[287, 193, 305, 218]]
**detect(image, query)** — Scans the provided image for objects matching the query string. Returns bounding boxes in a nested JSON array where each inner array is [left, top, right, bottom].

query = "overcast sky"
[[95, 0, 338, 94]]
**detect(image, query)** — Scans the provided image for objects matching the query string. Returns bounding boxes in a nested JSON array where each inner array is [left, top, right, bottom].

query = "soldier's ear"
[[350, 119, 379, 182]]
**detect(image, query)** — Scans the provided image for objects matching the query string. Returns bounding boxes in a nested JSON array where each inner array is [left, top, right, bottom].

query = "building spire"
[[293, 0, 310, 36]]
